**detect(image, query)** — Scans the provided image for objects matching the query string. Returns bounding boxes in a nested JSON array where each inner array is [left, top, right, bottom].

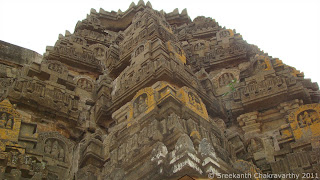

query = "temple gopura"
[[0, 1, 320, 179]]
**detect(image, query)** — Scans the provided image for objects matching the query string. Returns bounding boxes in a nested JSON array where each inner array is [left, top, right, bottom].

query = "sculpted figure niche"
[[298, 110, 319, 127], [89, 44, 107, 61], [0, 113, 6, 128], [135, 45, 144, 57], [44, 139, 66, 162], [133, 94, 148, 117], [252, 58, 271, 75], [134, 20, 142, 30], [218, 73, 235, 87], [0, 112, 14, 129], [77, 78, 93, 92], [51, 141, 59, 159], [93, 47, 105, 58]]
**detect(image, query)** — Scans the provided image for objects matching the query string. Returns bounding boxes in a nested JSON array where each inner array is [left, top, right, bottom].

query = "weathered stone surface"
[[0, 1, 319, 179], [0, 40, 42, 65]]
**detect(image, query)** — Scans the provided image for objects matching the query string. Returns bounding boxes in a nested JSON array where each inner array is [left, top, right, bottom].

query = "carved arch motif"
[[252, 55, 272, 74], [38, 132, 75, 164], [127, 87, 156, 126], [74, 75, 94, 92], [211, 68, 240, 89], [218, 73, 235, 87]]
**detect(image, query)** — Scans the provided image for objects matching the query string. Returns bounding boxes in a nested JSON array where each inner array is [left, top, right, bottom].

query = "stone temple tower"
[[0, 1, 320, 179]]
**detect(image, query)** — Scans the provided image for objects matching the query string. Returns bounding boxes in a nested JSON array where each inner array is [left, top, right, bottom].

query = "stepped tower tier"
[[0, 1, 319, 179]]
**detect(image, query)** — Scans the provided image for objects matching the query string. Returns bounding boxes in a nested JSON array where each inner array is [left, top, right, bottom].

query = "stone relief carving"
[[255, 59, 268, 71], [134, 20, 142, 30], [37, 132, 75, 164], [94, 47, 105, 58], [135, 45, 144, 57], [44, 139, 66, 162], [288, 104, 320, 138], [218, 72, 235, 87], [77, 78, 93, 92], [188, 92, 203, 112], [48, 62, 64, 73], [297, 110, 319, 127], [89, 44, 108, 61], [0, 112, 14, 129], [52, 46, 99, 65], [71, 36, 87, 46], [133, 93, 148, 117]]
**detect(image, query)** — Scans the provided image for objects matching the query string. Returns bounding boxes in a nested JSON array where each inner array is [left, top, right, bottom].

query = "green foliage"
[[222, 79, 239, 97]]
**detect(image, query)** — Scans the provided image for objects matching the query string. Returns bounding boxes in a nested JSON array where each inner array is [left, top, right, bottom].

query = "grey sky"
[[1, 0, 319, 84]]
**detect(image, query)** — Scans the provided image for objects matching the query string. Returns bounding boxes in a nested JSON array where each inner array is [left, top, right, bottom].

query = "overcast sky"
[[1, 0, 319, 84]]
